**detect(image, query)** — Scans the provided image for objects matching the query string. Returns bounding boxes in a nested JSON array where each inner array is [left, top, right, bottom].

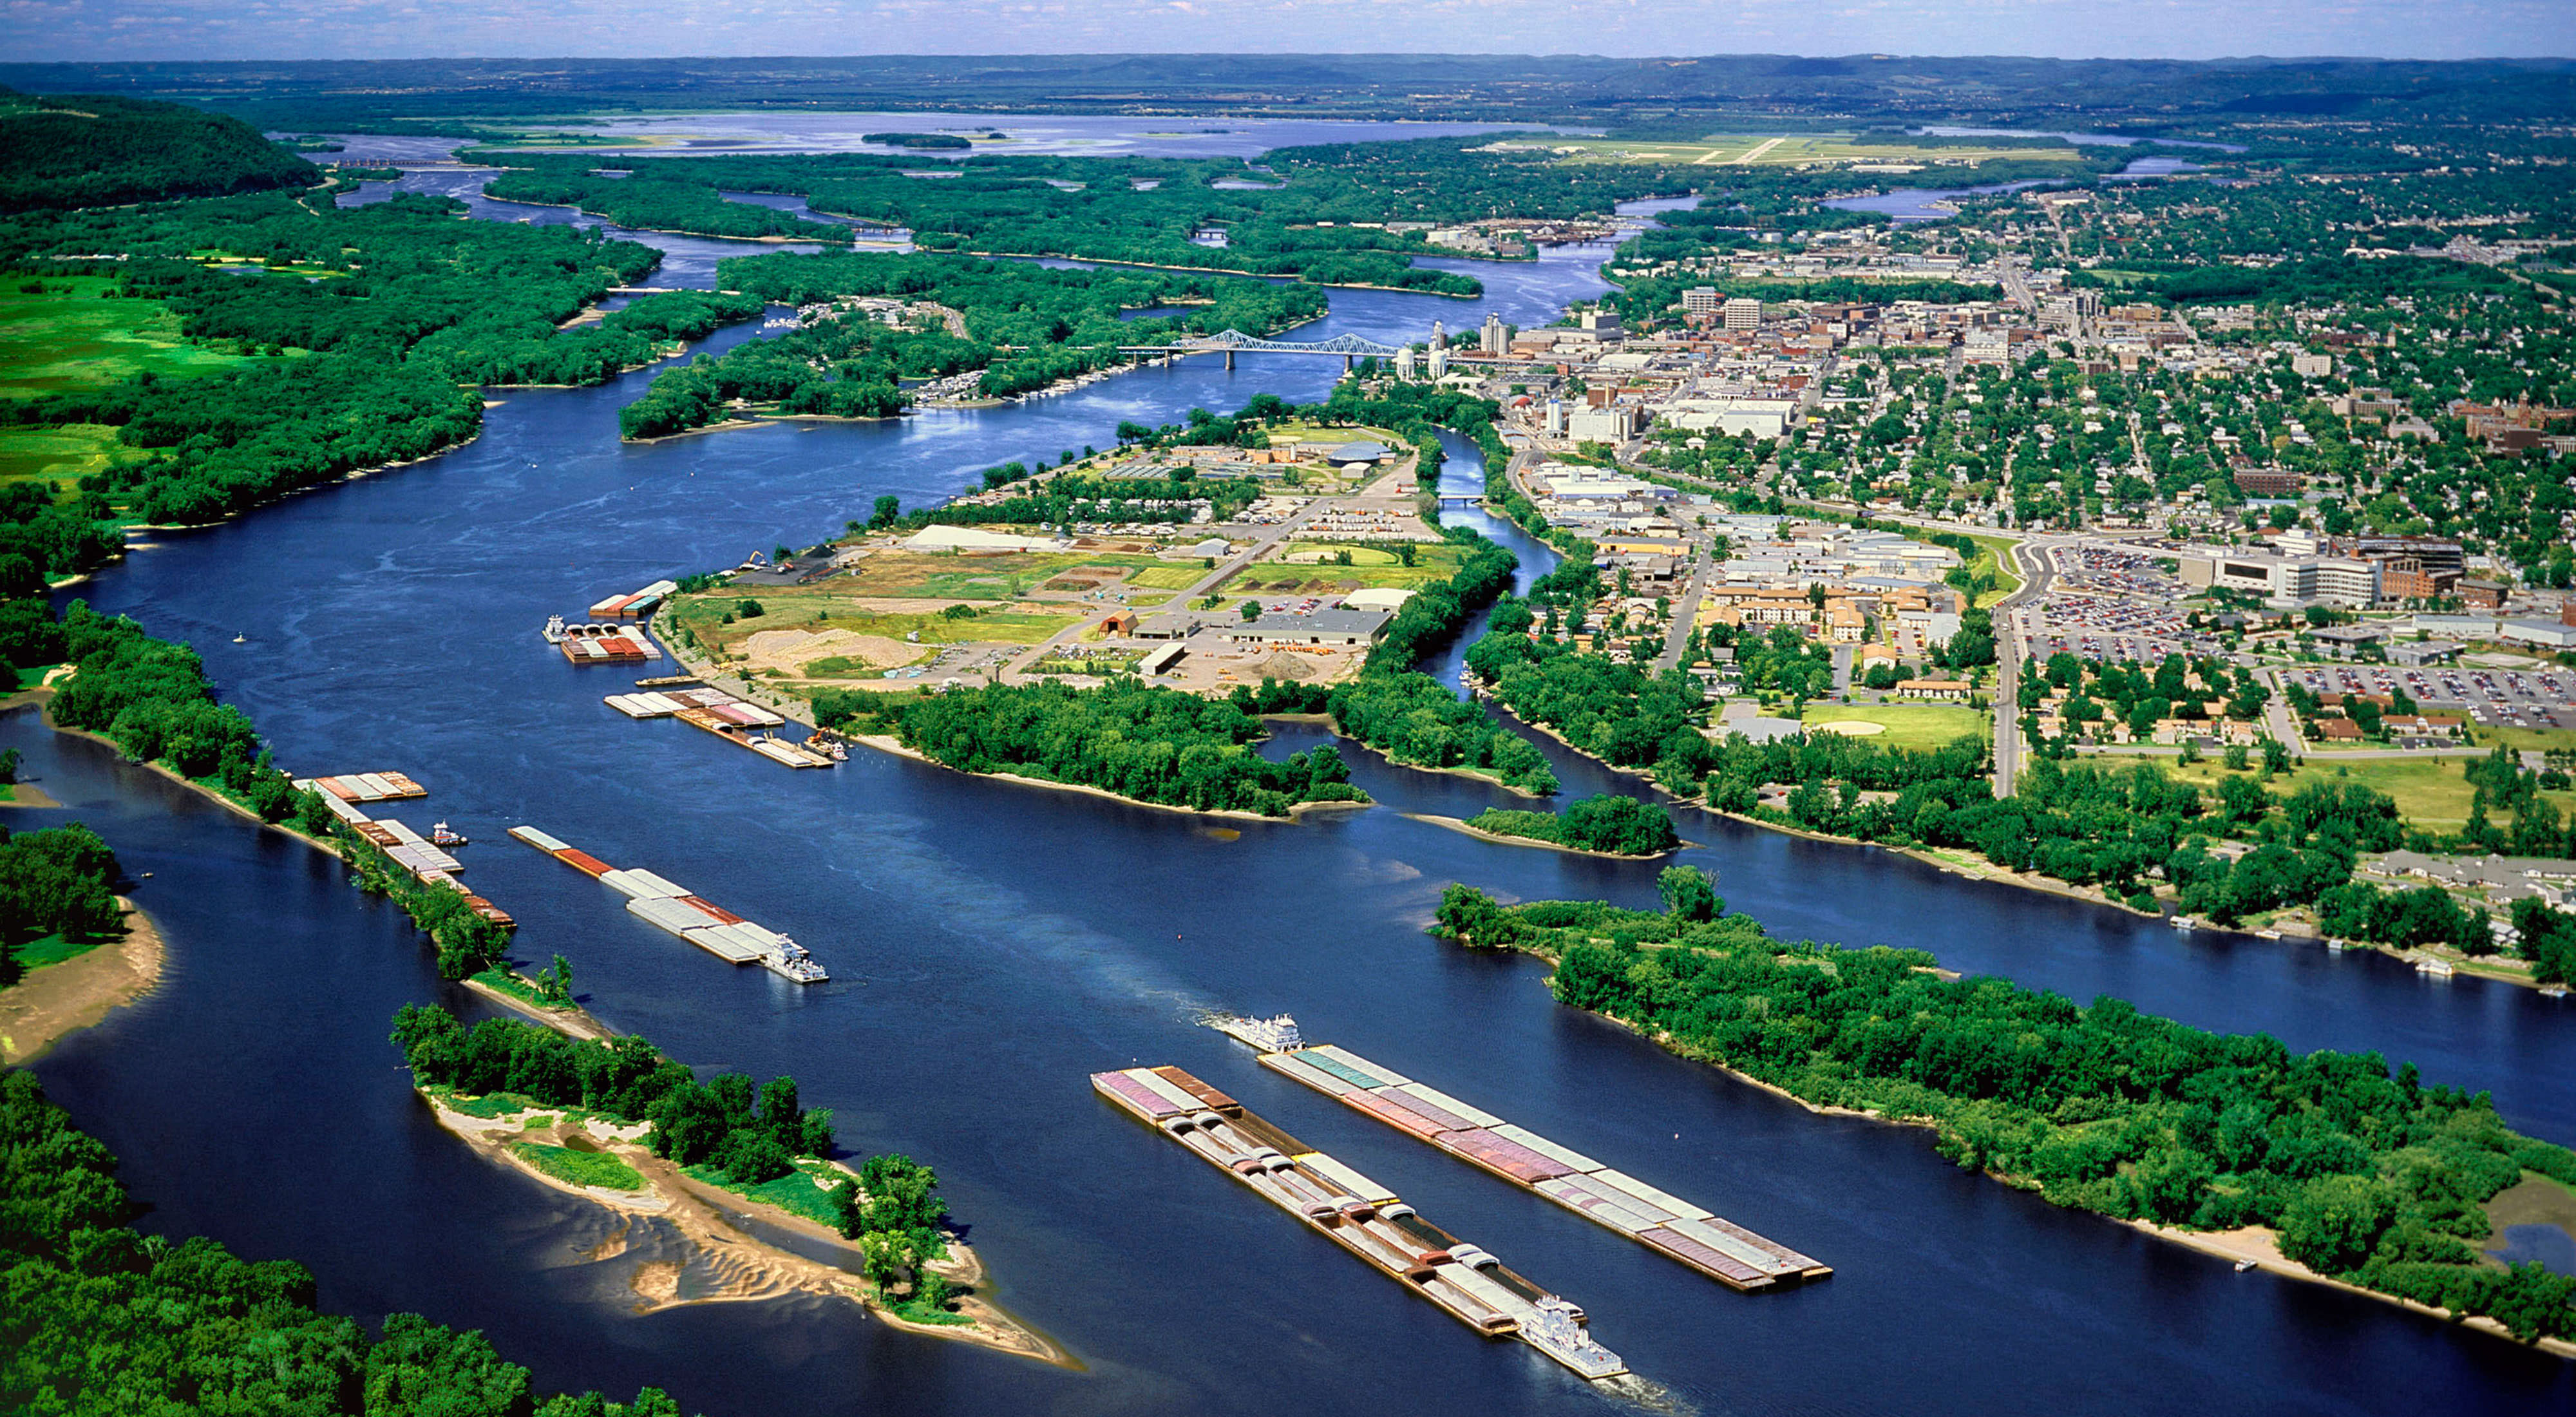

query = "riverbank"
[[0, 900, 163, 1064], [1482, 928, 2576, 1360], [6, 691, 348, 858], [848, 732, 1367, 824], [1404, 812, 1687, 859]]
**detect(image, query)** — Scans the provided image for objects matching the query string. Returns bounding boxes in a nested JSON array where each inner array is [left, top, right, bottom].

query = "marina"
[[1227, 1031, 1829, 1291], [1089, 1065, 1627, 1380], [509, 825, 829, 982]]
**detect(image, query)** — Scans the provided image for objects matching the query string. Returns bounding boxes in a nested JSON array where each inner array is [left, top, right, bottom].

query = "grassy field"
[[833, 549, 1171, 601], [514, 1141, 647, 1192], [686, 1158, 848, 1226], [2092, 752, 2576, 835], [1962, 533, 2022, 606], [1236, 540, 1463, 593], [0, 276, 270, 497], [2474, 725, 2576, 756], [10, 933, 107, 970], [1507, 134, 2091, 169], [1804, 703, 1990, 751]]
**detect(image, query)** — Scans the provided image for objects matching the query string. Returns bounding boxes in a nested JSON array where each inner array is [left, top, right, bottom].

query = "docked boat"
[[542, 614, 567, 643], [1208, 1012, 1303, 1053], [2170, 916, 2200, 931], [430, 821, 468, 847], [2417, 958, 2456, 977], [2234, 1259, 2259, 1273], [2541, 985, 2570, 999]]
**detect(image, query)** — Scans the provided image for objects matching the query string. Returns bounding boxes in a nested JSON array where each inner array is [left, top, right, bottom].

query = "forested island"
[[1458, 794, 1682, 855], [2, 184, 751, 557], [1433, 881, 2576, 1348], [388, 1004, 1039, 1346], [619, 251, 1328, 437], [467, 138, 1726, 295]]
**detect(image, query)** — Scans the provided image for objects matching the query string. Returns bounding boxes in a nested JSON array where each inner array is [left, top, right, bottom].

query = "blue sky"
[[13, 1, 2571, 62]]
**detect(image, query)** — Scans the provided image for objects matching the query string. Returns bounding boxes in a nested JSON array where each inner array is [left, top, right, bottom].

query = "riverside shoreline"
[[1490, 935, 2576, 1362], [1403, 812, 1688, 859]]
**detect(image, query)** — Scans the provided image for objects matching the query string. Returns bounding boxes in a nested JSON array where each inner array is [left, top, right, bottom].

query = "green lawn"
[[513, 1142, 647, 1192], [1804, 703, 1991, 752], [2091, 752, 2575, 835], [0, 276, 272, 496], [685, 1158, 849, 1226], [12, 933, 108, 969], [2476, 725, 2576, 756]]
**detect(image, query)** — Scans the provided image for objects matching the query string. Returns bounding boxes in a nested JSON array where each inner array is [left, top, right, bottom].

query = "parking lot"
[[2287, 663, 2576, 730]]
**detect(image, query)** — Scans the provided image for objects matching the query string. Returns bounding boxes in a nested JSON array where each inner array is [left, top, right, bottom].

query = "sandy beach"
[[0, 900, 165, 1064], [422, 1088, 1070, 1364]]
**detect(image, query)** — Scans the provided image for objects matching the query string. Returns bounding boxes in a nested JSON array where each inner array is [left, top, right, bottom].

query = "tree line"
[[1435, 882, 2576, 1344], [618, 251, 1327, 439], [0, 1068, 696, 1414], [0, 823, 122, 984]]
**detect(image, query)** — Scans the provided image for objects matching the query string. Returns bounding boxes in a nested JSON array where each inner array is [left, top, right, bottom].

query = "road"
[[1654, 549, 1716, 672], [1989, 535, 2060, 796]]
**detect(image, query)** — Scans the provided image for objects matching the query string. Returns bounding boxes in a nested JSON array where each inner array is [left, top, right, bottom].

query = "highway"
[[1989, 534, 2060, 796]]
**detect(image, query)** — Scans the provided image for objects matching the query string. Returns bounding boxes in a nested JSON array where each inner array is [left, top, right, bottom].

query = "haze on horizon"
[[12, 0, 2573, 66]]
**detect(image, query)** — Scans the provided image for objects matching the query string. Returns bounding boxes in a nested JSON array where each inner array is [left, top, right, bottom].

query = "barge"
[[297, 783, 510, 926], [554, 622, 663, 663], [1090, 1065, 1625, 1380], [509, 825, 827, 983], [294, 770, 427, 804], [1231, 1035, 1828, 1292], [590, 580, 678, 619], [603, 687, 834, 768]]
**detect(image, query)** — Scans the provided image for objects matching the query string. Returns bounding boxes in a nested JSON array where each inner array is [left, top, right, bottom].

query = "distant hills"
[[3, 54, 2572, 132], [0, 91, 317, 211]]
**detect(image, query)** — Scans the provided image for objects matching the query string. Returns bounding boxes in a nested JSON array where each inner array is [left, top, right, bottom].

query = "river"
[[8, 176, 2572, 1416]]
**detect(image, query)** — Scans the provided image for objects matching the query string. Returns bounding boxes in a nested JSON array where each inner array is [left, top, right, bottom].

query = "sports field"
[[1803, 702, 1990, 751]]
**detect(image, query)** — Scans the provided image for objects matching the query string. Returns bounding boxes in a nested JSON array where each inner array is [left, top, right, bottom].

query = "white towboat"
[[1206, 1012, 1303, 1053], [542, 614, 568, 643], [1518, 1295, 1627, 1379]]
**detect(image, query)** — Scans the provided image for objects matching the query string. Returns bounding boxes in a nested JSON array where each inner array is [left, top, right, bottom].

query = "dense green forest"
[[0, 1067, 694, 1414], [0, 822, 122, 983], [619, 251, 1325, 438], [467, 138, 1722, 296], [1432, 882, 2576, 1344], [392, 1003, 960, 1309], [816, 678, 1371, 817], [1467, 794, 1681, 854], [485, 167, 855, 243], [0, 91, 317, 211], [0, 187, 737, 552]]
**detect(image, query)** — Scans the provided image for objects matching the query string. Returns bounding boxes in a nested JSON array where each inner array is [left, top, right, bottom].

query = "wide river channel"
[[10, 162, 2574, 1416]]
